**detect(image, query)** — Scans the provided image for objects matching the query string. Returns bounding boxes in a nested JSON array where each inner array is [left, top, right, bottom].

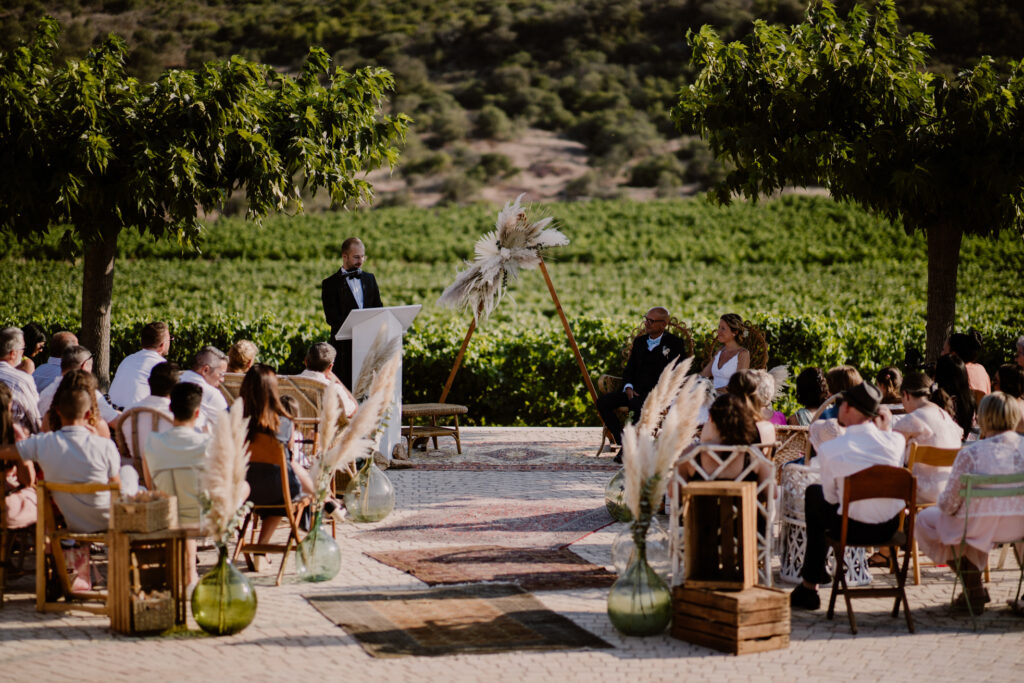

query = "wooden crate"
[[108, 528, 189, 635], [671, 585, 790, 655], [680, 481, 757, 590]]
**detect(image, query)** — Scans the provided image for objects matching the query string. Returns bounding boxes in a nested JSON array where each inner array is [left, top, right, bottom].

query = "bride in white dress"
[[700, 313, 751, 392]]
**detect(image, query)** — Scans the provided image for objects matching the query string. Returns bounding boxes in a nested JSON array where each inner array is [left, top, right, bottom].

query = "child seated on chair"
[[0, 386, 120, 533], [143, 382, 209, 585]]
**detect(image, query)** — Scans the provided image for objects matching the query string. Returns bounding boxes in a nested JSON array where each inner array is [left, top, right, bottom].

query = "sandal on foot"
[[867, 552, 890, 568]]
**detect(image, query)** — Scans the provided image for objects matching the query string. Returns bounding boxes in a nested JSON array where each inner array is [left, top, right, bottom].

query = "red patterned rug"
[[401, 428, 619, 471], [365, 545, 617, 592], [363, 498, 614, 548]]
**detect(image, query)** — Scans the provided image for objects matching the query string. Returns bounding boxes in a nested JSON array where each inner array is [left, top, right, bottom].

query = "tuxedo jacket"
[[321, 269, 384, 340], [622, 332, 688, 397]]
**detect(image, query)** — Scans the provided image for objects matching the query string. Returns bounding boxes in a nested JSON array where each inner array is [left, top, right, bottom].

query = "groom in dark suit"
[[321, 237, 383, 387], [597, 307, 688, 458]]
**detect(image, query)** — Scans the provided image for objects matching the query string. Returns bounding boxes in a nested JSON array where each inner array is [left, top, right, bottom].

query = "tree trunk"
[[924, 221, 963, 362], [80, 235, 118, 390]]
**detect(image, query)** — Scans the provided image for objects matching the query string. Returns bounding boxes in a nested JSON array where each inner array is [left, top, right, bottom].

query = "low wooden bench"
[[401, 403, 469, 454]]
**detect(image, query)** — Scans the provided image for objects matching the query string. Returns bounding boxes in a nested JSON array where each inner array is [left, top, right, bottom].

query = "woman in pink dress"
[[915, 392, 1024, 613]]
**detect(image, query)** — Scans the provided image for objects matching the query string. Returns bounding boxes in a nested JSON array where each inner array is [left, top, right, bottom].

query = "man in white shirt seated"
[[114, 362, 179, 469], [0, 326, 41, 431], [790, 382, 906, 610], [108, 322, 171, 409], [144, 381, 209, 585], [297, 342, 358, 417], [37, 346, 120, 427], [178, 346, 229, 431], [0, 386, 121, 533], [32, 330, 78, 393]]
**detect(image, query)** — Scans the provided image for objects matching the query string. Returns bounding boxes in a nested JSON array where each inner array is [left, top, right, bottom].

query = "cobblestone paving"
[[1, 428, 1022, 682]]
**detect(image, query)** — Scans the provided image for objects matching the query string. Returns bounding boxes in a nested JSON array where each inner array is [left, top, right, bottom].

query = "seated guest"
[[0, 384, 121, 533], [817, 365, 863, 421], [1016, 336, 1024, 370], [947, 329, 990, 396], [240, 365, 316, 546], [790, 382, 905, 610], [108, 322, 171, 409], [143, 382, 209, 585], [682, 393, 773, 485], [789, 367, 829, 426], [893, 371, 964, 503], [38, 345, 119, 426], [992, 364, 1024, 432], [114, 362, 179, 469], [227, 340, 258, 374], [16, 323, 47, 375], [42, 370, 113, 439], [33, 330, 78, 393], [916, 393, 1024, 613], [699, 313, 751, 393], [179, 346, 229, 431], [297, 342, 358, 417], [722, 370, 776, 447], [936, 354, 977, 440], [1, 384, 37, 533], [875, 366, 903, 406], [0, 326, 41, 431], [753, 368, 788, 426], [598, 307, 688, 457]]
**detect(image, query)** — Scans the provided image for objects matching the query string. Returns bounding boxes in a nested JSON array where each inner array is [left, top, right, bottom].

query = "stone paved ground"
[[2, 428, 1022, 682]]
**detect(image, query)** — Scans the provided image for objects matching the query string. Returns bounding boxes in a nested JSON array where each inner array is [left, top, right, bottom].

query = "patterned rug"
[[363, 498, 615, 548], [400, 427, 619, 471], [365, 545, 617, 592], [306, 584, 612, 657]]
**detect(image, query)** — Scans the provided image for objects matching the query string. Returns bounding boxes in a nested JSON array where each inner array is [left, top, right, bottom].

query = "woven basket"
[[112, 497, 177, 533], [132, 594, 175, 632]]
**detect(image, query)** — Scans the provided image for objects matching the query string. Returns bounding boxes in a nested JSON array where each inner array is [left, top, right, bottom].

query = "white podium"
[[336, 305, 421, 460]]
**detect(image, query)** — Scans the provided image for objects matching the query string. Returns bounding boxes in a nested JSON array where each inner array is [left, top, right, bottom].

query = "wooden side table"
[[400, 403, 469, 454], [108, 527, 194, 634]]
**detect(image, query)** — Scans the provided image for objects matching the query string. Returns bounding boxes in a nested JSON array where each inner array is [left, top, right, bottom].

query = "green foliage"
[[3, 195, 1021, 425]]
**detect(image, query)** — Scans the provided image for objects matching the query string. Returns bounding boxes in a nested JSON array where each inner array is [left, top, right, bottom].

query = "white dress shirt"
[[817, 422, 906, 523], [33, 357, 62, 392], [0, 360, 41, 428], [178, 369, 229, 431], [109, 348, 166, 408], [344, 270, 365, 308]]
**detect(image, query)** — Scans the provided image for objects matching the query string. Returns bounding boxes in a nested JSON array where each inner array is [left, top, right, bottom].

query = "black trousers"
[[800, 484, 900, 585], [330, 338, 353, 388], [597, 390, 645, 445]]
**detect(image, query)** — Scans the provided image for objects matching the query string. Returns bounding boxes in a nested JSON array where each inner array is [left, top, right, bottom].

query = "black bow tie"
[[343, 270, 361, 280]]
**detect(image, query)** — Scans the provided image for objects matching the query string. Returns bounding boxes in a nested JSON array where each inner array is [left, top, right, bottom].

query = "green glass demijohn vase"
[[295, 508, 341, 582], [191, 543, 258, 636], [344, 458, 395, 523], [604, 468, 632, 523], [607, 538, 672, 637]]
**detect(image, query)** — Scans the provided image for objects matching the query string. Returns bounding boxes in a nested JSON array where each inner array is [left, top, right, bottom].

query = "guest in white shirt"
[[113, 362, 179, 469], [0, 327, 41, 431], [108, 322, 171, 409], [790, 382, 906, 610], [297, 342, 358, 417], [32, 331, 78, 393], [144, 382, 210, 585], [178, 346, 229, 431], [37, 346, 119, 426]]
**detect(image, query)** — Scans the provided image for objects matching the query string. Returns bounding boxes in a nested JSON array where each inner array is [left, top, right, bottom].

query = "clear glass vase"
[[191, 544, 258, 636], [604, 468, 633, 523], [344, 459, 395, 523], [607, 543, 672, 637], [611, 517, 671, 584], [295, 508, 341, 582]]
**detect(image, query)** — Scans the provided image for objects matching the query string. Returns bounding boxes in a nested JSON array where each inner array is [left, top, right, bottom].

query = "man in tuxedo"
[[321, 237, 383, 387], [597, 307, 688, 459]]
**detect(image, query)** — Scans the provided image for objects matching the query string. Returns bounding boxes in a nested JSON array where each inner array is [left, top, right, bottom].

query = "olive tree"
[[0, 18, 409, 383], [673, 0, 1024, 360]]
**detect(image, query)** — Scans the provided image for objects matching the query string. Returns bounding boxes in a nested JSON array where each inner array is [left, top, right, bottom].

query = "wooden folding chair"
[[950, 471, 1024, 627], [825, 465, 916, 635], [35, 480, 118, 615], [113, 406, 173, 483], [906, 443, 960, 585], [232, 439, 310, 586]]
